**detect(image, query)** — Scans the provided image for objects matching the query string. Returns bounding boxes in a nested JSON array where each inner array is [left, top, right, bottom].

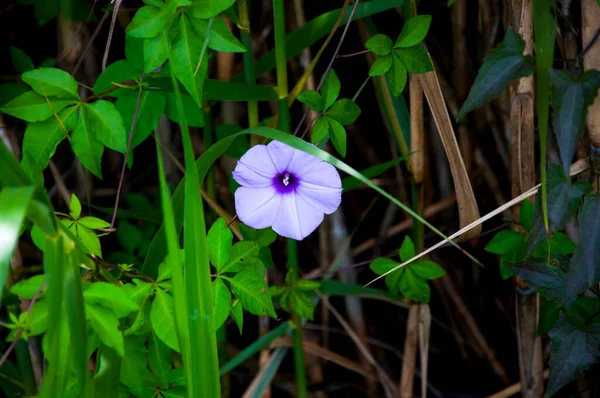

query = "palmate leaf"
[[394, 15, 432, 48], [188, 0, 236, 18], [547, 313, 600, 396], [126, 3, 174, 39], [457, 27, 534, 120], [85, 303, 124, 356], [325, 98, 361, 125], [143, 32, 171, 73], [190, 16, 246, 53], [148, 332, 172, 386], [321, 69, 341, 109], [207, 218, 233, 270], [505, 260, 567, 301], [71, 108, 103, 178], [388, 53, 407, 96], [82, 282, 139, 318], [21, 67, 79, 99], [394, 45, 433, 73], [0, 91, 75, 122], [327, 117, 347, 157], [223, 270, 276, 318], [150, 288, 180, 352], [116, 91, 165, 151], [213, 278, 231, 329], [85, 100, 127, 153], [366, 34, 393, 55], [218, 241, 260, 274]]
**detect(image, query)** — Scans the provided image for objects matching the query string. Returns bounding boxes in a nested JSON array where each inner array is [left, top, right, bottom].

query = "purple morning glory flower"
[[232, 140, 342, 240]]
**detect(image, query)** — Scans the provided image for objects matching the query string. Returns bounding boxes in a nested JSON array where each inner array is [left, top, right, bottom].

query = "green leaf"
[[327, 117, 347, 157], [85, 100, 127, 153], [499, 264, 515, 280], [21, 68, 79, 99], [399, 268, 430, 303], [126, 4, 174, 38], [520, 200, 534, 231], [547, 313, 600, 396], [116, 91, 166, 152], [546, 164, 589, 231], [297, 90, 324, 112], [71, 109, 103, 178], [395, 45, 433, 73], [170, 14, 207, 106], [215, 124, 248, 157], [213, 278, 231, 329], [369, 54, 393, 76], [388, 54, 407, 96], [563, 196, 600, 308], [83, 282, 139, 318], [188, 0, 236, 18], [457, 27, 534, 120], [505, 260, 567, 301], [0, 82, 29, 107], [125, 36, 145, 71], [395, 15, 432, 48], [224, 270, 276, 318], [10, 46, 33, 73], [321, 69, 340, 109], [370, 257, 398, 275], [191, 16, 246, 53], [230, 299, 243, 334], [366, 34, 393, 55], [164, 92, 205, 127], [69, 193, 81, 219], [143, 32, 172, 73], [296, 280, 321, 291], [325, 98, 361, 125], [550, 69, 600, 173], [11, 274, 46, 299], [78, 216, 110, 229], [93, 60, 140, 97], [289, 290, 315, 320], [399, 235, 415, 262], [238, 225, 277, 247], [93, 343, 122, 398], [485, 229, 526, 262], [219, 241, 260, 274], [207, 218, 233, 270], [311, 116, 329, 143], [120, 334, 147, 391], [74, 223, 103, 257], [30, 299, 49, 335], [0, 187, 34, 298], [148, 332, 172, 385], [342, 154, 409, 191], [537, 300, 559, 337], [0, 91, 74, 122], [410, 260, 446, 280], [150, 288, 180, 352], [85, 303, 124, 356]]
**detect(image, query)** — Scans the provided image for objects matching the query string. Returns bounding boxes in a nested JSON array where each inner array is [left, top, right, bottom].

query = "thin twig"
[[73, 12, 108, 75]]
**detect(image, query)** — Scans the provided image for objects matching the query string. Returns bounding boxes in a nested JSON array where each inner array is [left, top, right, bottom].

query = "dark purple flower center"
[[273, 171, 298, 193]]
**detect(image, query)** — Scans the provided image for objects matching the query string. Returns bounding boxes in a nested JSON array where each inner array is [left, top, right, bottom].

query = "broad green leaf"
[[342, 154, 409, 191], [116, 91, 166, 151], [125, 36, 145, 71], [328, 117, 346, 157], [93, 343, 122, 398], [215, 124, 248, 158], [148, 332, 172, 386], [75, 224, 103, 257], [297, 90, 324, 112], [0, 91, 74, 122], [388, 54, 407, 96], [188, 0, 236, 18], [311, 116, 329, 143], [117, 221, 143, 254], [69, 193, 81, 219], [224, 270, 276, 318], [0, 82, 29, 107], [457, 27, 534, 120], [0, 187, 34, 302], [547, 314, 600, 396], [120, 334, 147, 391], [238, 225, 277, 247], [366, 34, 393, 55], [10, 46, 33, 73], [537, 300, 559, 337], [563, 196, 600, 308], [164, 92, 204, 127], [83, 282, 139, 318], [321, 69, 340, 109], [394, 15, 432, 48], [207, 218, 232, 270], [369, 54, 393, 76], [213, 278, 231, 329], [546, 164, 589, 231], [289, 290, 315, 320], [399, 268, 430, 303], [85, 100, 127, 153], [191, 16, 246, 53], [399, 235, 415, 262], [550, 69, 600, 173], [395, 45, 433, 73], [126, 5, 174, 38], [30, 299, 49, 335], [71, 110, 103, 178], [150, 288, 180, 351], [410, 260, 446, 280], [219, 241, 260, 274], [326, 98, 361, 125], [22, 68, 79, 99], [170, 15, 206, 106], [11, 274, 46, 299], [93, 60, 140, 97], [230, 299, 243, 333], [370, 257, 398, 275], [85, 303, 124, 356], [485, 229, 526, 259], [505, 260, 567, 301], [143, 32, 171, 73], [78, 216, 110, 229]]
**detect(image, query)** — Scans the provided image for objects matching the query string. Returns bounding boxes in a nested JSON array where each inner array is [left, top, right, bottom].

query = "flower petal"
[[235, 186, 281, 229], [267, 140, 295, 172], [286, 147, 323, 177], [296, 183, 341, 215], [272, 192, 324, 240], [232, 162, 273, 187], [299, 161, 342, 189], [236, 144, 278, 179]]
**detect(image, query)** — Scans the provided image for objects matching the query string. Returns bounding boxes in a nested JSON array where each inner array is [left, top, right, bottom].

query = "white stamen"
[[282, 173, 290, 186]]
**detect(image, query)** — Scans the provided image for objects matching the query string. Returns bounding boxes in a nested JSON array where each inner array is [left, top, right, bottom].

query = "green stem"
[[239, 0, 259, 128], [273, 1, 307, 396]]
